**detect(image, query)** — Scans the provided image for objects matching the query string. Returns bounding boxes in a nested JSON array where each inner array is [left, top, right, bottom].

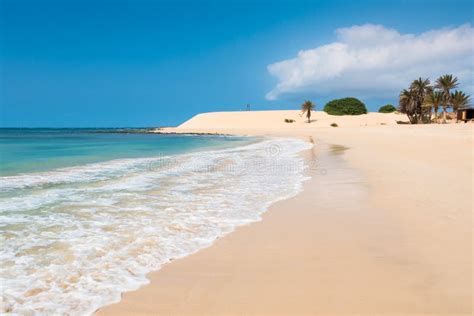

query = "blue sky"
[[1, 0, 473, 127]]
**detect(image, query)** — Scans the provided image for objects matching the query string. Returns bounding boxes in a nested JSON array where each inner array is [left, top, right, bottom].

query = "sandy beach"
[[97, 111, 473, 315], [4, 1, 473, 314]]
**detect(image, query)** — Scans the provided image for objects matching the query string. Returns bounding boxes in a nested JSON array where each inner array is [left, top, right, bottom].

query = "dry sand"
[[97, 111, 473, 315]]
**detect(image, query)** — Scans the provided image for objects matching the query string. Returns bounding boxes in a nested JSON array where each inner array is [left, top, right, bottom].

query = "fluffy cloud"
[[266, 24, 474, 100]]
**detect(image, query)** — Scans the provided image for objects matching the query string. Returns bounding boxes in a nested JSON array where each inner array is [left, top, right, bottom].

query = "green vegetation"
[[399, 74, 471, 124], [378, 104, 397, 113], [330, 123, 338, 127], [323, 97, 367, 115], [284, 118, 295, 123], [435, 74, 459, 123], [451, 90, 470, 111], [423, 91, 443, 122], [301, 100, 315, 123]]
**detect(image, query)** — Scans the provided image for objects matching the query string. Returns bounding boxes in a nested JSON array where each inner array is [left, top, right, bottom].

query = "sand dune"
[[161, 110, 406, 131]]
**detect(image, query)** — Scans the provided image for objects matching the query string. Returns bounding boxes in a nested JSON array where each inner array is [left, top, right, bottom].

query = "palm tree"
[[410, 77, 431, 123], [410, 77, 431, 97], [450, 90, 470, 111], [435, 74, 459, 123], [301, 100, 315, 123], [399, 89, 418, 123], [423, 91, 443, 123], [399, 78, 430, 124]]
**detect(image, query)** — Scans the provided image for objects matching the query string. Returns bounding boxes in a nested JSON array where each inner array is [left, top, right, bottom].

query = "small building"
[[456, 107, 474, 123]]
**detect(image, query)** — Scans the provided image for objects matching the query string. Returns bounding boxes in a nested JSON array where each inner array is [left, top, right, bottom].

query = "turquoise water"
[[0, 129, 311, 315], [0, 128, 255, 176]]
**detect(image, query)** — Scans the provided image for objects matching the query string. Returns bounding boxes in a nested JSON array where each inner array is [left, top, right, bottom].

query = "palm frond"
[[451, 90, 471, 110]]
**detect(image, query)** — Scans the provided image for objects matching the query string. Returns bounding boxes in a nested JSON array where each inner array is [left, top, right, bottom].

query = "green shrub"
[[378, 104, 397, 113], [330, 123, 338, 127], [284, 118, 295, 123], [323, 97, 367, 115]]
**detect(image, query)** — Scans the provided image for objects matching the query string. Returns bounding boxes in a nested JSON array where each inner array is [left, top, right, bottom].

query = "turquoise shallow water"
[[0, 128, 312, 315], [0, 128, 255, 176]]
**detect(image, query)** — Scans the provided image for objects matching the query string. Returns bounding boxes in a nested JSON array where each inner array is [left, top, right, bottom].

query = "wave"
[[0, 137, 312, 315]]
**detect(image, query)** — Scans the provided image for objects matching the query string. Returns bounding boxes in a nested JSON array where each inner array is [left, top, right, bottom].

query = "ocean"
[[0, 128, 311, 315]]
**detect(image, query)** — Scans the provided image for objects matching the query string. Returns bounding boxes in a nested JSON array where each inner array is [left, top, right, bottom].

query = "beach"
[[97, 111, 473, 315], [4, 0, 473, 314]]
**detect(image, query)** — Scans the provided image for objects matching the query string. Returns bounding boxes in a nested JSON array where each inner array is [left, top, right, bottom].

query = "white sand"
[[161, 110, 403, 132]]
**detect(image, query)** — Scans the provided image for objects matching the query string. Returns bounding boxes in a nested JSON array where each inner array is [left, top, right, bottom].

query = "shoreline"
[[96, 135, 325, 315], [93, 134, 313, 314], [97, 111, 473, 315], [2, 131, 307, 315], [94, 133, 312, 314]]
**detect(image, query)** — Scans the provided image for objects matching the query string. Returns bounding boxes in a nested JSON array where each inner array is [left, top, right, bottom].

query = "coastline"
[[97, 111, 473, 315], [2, 131, 312, 314]]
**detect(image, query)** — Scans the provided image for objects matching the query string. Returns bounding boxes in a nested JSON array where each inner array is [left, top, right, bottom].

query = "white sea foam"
[[0, 137, 312, 315]]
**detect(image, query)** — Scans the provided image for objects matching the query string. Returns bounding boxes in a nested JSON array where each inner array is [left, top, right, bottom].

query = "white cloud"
[[266, 24, 474, 100]]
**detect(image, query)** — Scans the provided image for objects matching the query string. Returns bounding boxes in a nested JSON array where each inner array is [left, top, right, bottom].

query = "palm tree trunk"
[[442, 91, 449, 124]]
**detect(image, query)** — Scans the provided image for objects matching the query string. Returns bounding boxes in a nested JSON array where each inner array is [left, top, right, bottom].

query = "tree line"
[[399, 74, 470, 124]]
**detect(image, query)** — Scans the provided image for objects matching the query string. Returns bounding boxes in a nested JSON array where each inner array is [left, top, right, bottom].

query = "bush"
[[323, 97, 367, 115], [330, 123, 338, 127], [284, 118, 295, 123], [378, 104, 397, 113]]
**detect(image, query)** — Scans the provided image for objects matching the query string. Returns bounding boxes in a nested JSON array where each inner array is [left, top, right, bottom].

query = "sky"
[[1, 0, 473, 127]]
